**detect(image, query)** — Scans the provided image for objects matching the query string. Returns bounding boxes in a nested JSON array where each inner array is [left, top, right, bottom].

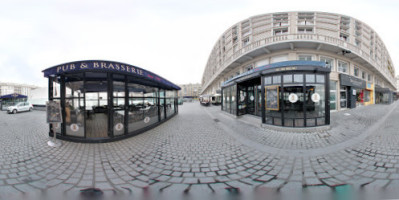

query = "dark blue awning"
[[222, 60, 327, 87], [42, 60, 181, 90], [0, 93, 27, 99]]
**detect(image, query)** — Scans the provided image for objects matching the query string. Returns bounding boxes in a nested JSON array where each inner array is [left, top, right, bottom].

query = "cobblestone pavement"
[[0, 101, 399, 200]]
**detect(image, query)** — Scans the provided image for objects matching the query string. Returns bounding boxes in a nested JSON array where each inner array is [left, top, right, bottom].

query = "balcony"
[[202, 32, 395, 94]]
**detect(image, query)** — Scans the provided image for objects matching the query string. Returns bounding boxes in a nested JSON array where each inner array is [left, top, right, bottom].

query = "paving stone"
[[0, 98, 399, 199]]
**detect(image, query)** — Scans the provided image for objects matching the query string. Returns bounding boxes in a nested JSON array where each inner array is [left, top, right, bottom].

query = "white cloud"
[[0, 0, 398, 87]]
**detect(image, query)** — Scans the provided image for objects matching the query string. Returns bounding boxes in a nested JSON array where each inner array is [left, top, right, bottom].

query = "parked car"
[[7, 102, 33, 114], [178, 98, 183, 105], [183, 98, 193, 102]]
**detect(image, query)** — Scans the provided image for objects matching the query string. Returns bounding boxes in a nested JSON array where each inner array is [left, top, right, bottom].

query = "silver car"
[[7, 102, 33, 114]]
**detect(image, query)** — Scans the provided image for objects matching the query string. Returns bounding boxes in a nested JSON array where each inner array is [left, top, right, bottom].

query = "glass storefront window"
[[306, 74, 315, 83], [144, 86, 158, 97], [330, 81, 337, 110], [166, 98, 175, 117], [316, 75, 325, 83], [283, 75, 292, 83], [225, 87, 230, 112], [144, 98, 159, 126], [128, 83, 144, 97], [265, 83, 282, 126], [238, 85, 247, 115], [65, 98, 85, 137], [44, 61, 180, 142], [273, 75, 281, 84], [265, 77, 272, 85], [364, 90, 370, 102], [113, 81, 125, 97], [282, 83, 305, 127], [113, 101, 125, 136], [128, 98, 147, 132], [294, 74, 303, 83], [231, 85, 237, 115], [305, 83, 326, 126]]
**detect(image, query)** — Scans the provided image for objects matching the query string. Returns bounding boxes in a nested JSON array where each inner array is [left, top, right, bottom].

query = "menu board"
[[265, 86, 279, 111], [46, 101, 62, 123]]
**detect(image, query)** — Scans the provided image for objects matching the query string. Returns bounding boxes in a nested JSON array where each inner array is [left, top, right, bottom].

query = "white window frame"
[[320, 56, 335, 71], [274, 28, 288, 35], [354, 67, 359, 77], [298, 55, 313, 61], [242, 37, 250, 46], [362, 71, 366, 80], [337, 60, 349, 74], [297, 27, 313, 33]]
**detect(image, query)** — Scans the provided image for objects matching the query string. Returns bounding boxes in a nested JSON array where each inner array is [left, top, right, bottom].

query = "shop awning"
[[42, 60, 181, 90], [222, 60, 328, 87], [0, 93, 27, 99]]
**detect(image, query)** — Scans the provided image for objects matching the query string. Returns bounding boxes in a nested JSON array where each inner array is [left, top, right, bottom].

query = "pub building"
[[42, 60, 180, 143], [221, 60, 331, 127]]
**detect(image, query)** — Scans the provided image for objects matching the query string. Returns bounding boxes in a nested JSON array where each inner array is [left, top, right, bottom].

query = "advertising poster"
[[265, 86, 279, 111], [46, 101, 62, 123]]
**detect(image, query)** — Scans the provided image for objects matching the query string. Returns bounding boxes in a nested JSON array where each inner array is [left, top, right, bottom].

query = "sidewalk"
[[0, 101, 398, 200]]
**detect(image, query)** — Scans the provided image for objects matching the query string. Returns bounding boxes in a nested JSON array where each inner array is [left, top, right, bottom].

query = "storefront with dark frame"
[[42, 60, 180, 143], [221, 60, 331, 127], [375, 85, 394, 104], [339, 74, 371, 109]]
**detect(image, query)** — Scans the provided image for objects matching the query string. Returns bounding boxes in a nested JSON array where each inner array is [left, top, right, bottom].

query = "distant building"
[[0, 82, 38, 98], [29, 87, 48, 107], [178, 83, 201, 98], [396, 75, 399, 92], [0, 82, 38, 110]]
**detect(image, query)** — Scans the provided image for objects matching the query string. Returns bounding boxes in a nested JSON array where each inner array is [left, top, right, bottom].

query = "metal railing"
[[202, 33, 395, 93]]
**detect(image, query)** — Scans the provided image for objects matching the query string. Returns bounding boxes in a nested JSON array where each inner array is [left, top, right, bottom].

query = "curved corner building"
[[201, 11, 397, 116]]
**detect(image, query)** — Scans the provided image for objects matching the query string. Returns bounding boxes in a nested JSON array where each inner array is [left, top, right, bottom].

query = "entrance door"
[[112, 80, 126, 136], [246, 86, 255, 115], [85, 85, 109, 138], [282, 84, 305, 127], [340, 86, 347, 109], [255, 85, 262, 116], [238, 85, 247, 115]]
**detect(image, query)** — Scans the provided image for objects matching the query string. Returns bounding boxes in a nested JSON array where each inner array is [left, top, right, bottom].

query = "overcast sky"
[[0, 0, 398, 87]]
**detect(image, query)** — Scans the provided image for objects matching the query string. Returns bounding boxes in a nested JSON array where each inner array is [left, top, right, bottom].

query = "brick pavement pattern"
[[0, 101, 399, 199]]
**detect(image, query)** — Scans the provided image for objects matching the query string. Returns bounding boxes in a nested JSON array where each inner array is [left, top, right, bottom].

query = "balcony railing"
[[202, 33, 395, 93]]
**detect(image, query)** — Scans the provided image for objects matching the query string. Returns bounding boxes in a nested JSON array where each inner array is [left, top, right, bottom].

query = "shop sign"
[[115, 123, 124, 131], [311, 93, 321, 103], [144, 117, 150, 124], [43, 61, 178, 89], [353, 89, 356, 95], [340, 74, 366, 88], [274, 66, 297, 72], [70, 124, 79, 132], [288, 93, 298, 103], [366, 83, 373, 90]]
